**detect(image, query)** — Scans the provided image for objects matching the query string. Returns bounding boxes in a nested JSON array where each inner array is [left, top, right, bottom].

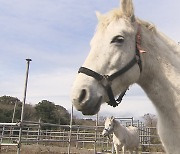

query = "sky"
[[0, 0, 180, 119]]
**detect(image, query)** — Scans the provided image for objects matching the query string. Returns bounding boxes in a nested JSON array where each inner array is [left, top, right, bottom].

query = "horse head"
[[71, 0, 142, 115], [102, 116, 115, 137]]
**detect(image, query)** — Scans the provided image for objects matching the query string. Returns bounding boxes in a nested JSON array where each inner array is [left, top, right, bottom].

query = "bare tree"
[[143, 113, 157, 127]]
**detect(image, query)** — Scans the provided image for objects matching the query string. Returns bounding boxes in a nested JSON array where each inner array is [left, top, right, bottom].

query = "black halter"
[[78, 25, 143, 107]]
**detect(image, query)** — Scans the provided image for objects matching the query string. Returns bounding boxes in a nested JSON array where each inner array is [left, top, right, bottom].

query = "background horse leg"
[[129, 147, 138, 154], [134, 147, 139, 154], [114, 144, 120, 154], [129, 149, 133, 154], [122, 146, 126, 154]]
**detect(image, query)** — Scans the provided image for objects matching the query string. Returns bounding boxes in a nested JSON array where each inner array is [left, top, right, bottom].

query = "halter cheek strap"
[[78, 24, 143, 107]]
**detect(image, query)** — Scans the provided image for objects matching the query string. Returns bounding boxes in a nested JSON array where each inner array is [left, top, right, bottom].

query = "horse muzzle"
[[102, 130, 111, 139], [71, 89, 102, 115]]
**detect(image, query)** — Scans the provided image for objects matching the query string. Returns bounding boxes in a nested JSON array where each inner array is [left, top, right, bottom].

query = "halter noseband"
[[78, 24, 143, 107]]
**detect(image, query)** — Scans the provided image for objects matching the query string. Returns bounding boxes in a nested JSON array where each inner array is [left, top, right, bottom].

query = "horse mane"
[[138, 18, 180, 57], [113, 118, 125, 129], [155, 30, 180, 56], [113, 118, 119, 126]]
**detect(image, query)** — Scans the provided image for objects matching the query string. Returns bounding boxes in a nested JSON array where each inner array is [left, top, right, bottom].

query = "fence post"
[[131, 117, 134, 126], [62, 129, 65, 147], [45, 129, 48, 146], [1, 126, 5, 143], [26, 127, 30, 145], [9, 101, 17, 142], [76, 126, 79, 148], [37, 118, 41, 145], [68, 105, 73, 154], [83, 130, 85, 148], [94, 113, 98, 153]]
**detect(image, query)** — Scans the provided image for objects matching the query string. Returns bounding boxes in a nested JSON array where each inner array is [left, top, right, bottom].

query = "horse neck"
[[138, 26, 180, 123], [113, 120, 125, 137]]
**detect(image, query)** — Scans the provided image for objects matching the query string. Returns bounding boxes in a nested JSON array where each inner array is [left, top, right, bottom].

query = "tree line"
[[0, 96, 158, 128], [0, 96, 71, 126]]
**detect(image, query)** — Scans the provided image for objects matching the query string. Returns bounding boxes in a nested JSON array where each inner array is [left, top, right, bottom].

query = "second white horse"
[[102, 117, 139, 154]]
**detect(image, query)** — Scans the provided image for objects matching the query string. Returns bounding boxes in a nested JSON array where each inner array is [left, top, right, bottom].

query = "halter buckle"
[[136, 55, 140, 61], [102, 75, 112, 86], [103, 75, 110, 80]]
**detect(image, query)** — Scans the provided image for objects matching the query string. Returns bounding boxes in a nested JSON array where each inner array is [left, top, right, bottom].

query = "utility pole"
[[17, 59, 32, 154]]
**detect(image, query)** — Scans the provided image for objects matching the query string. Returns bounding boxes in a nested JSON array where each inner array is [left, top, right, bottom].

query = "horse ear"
[[110, 116, 114, 120], [95, 11, 103, 21], [120, 0, 135, 22]]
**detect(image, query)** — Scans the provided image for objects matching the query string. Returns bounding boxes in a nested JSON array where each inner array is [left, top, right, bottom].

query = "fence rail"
[[0, 120, 164, 153]]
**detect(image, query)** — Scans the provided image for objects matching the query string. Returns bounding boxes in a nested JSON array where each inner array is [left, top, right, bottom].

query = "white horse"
[[102, 117, 139, 154], [71, 0, 180, 153]]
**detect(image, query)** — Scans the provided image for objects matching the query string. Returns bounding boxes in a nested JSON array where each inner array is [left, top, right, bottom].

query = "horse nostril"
[[78, 89, 87, 103]]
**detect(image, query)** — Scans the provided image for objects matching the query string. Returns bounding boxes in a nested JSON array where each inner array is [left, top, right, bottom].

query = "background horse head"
[[102, 116, 115, 137]]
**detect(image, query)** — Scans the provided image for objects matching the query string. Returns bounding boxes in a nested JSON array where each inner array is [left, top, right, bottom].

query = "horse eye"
[[111, 35, 124, 44]]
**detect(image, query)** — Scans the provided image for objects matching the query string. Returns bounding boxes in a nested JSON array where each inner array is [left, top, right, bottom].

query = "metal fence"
[[0, 118, 164, 153]]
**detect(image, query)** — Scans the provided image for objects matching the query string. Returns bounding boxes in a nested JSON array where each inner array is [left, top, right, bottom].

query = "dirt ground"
[[0, 144, 101, 154], [0, 144, 166, 154]]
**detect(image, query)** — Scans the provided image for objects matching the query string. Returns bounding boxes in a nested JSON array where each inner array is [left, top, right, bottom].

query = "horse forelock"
[[96, 9, 124, 32], [96, 8, 156, 34]]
